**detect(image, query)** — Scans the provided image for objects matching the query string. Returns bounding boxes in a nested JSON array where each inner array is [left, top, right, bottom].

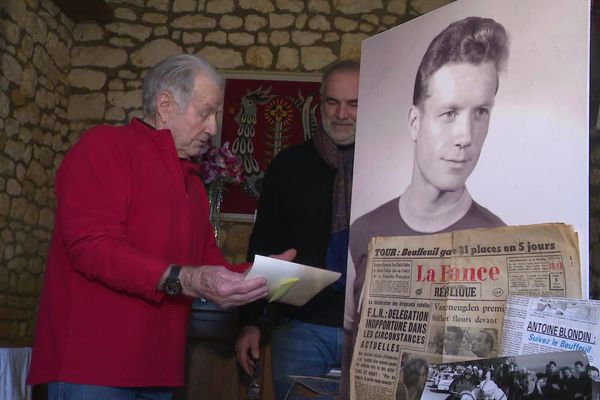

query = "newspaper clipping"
[[350, 223, 582, 400], [500, 295, 600, 366]]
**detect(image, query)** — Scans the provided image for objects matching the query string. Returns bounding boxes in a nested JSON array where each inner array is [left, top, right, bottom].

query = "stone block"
[[270, 30, 290, 46], [2, 20, 20, 44], [110, 37, 137, 47], [276, 47, 298, 70], [69, 69, 107, 90], [26, 160, 47, 187], [23, 203, 38, 225], [276, 0, 304, 13], [0, 306, 22, 321], [6, 179, 21, 196], [114, 7, 137, 21], [295, 13, 308, 29], [0, 93, 8, 118], [38, 207, 54, 230], [10, 197, 27, 220], [20, 65, 38, 98], [205, 31, 227, 44], [340, 32, 368, 60], [130, 39, 183, 67], [245, 46, 273, 68], [67, 93, 106, 120], [269, 13, 294, 29], [183, 32, 204, 44], [334, 17, 358, 32], [4, 140, 25, 162], [147, 0, 169, 10], [220, 15, 243, 30], [173, 0, 198, 12], [172, 15, 216, 29], [308, 15, 331, 31], [239, 0, 275, 13], [142, 13, 168, 24], [411, 0, 452, 14], [10, 88, 26, 107], [154, 27, 168, 37], [2, 0, 27, 23], [197, 46, 243, 69], [24, 11, 48, 44], [229, 33, 255, 47], [0, 268, 8, 292], [300, 46, 335, 71], [17, 272, 35, 295], [207, 0, 234, 13], [333, 0, 383, 14], [324, 32, 340, 43], [106, 22, 152, 42], [308, 0, 330, 13], [387, 0, 407, 14], [257, 32, 268, 44], [291, 30, 321, 46], [2, 53, 22, 84], [359, 22, 375, 33], [71, 46, 128, 68], [72, 23, 104, 42], [245, 15, 268, 31], [107, 89, 143, 109], [105, 107, 126, 121]]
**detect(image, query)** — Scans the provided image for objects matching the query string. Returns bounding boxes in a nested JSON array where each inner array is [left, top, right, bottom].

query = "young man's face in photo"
[[409, 62, 498, 194]]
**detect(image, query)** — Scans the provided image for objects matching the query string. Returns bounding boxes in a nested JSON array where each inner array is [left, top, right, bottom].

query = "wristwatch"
[[163, 264, 182, 296]]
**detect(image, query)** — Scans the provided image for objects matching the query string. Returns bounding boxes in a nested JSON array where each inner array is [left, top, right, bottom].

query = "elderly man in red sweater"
[[28, 54, 294, 400]]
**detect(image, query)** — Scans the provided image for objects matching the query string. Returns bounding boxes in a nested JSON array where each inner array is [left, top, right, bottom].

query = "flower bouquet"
[[197, 142, 245, 243], [198, 141, 245, 187]]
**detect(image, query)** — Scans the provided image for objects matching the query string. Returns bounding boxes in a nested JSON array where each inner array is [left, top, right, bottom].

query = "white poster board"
[[346, 0, 590, 329]]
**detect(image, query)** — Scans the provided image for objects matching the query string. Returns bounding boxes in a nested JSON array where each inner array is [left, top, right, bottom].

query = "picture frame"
[[216, 70, 323, 217]]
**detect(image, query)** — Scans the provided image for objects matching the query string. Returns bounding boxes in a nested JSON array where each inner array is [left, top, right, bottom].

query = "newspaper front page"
[[350, 223, 582, 400], [500, 295, 600, 366]]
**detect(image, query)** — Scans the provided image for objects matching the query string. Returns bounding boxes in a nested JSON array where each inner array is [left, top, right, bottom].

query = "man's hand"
[[270, 248, 296, 262], [235, 325, 261, 375], [174, 249, 297, 309], [179, 266, 268, 309]]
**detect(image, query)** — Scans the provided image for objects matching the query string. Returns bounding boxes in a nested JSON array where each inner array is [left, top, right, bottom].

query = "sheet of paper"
[[245, 255, 341, 306]]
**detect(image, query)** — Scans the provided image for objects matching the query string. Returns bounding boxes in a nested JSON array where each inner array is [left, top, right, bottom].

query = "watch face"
[[164, 281, 181, 296]]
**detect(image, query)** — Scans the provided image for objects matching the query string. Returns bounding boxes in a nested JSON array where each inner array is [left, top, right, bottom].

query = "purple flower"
[[198, 141, 245, 187]]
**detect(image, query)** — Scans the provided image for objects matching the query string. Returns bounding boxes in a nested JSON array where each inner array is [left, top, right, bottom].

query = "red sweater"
[[28, 119, 245, 387]]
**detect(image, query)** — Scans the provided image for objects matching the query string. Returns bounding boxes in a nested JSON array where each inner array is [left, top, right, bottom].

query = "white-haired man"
[[28, 54, 294, 399]]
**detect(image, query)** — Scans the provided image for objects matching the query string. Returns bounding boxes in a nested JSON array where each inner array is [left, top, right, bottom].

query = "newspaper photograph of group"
[[343, 0, 592, 399]]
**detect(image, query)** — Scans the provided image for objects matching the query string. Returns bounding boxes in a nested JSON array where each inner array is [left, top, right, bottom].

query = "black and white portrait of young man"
[[344, 0, 589, 335]]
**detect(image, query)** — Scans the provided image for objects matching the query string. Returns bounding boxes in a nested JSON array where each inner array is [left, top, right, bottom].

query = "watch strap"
[[163, 264, 182, 296], [167, 264, 181, 281]]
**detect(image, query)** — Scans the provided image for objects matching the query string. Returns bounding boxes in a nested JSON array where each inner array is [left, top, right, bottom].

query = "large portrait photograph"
[[345, 0, 590, 328]]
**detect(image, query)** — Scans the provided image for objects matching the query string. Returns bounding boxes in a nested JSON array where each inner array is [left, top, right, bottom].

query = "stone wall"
[[0, 0, 74, 346]]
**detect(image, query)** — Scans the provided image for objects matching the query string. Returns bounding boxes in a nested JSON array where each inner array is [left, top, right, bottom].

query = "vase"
[[207, 179, 225, 246]]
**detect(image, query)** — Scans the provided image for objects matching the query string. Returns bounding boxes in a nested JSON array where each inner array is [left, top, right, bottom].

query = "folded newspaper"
[[350, 223, 582, 400]]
